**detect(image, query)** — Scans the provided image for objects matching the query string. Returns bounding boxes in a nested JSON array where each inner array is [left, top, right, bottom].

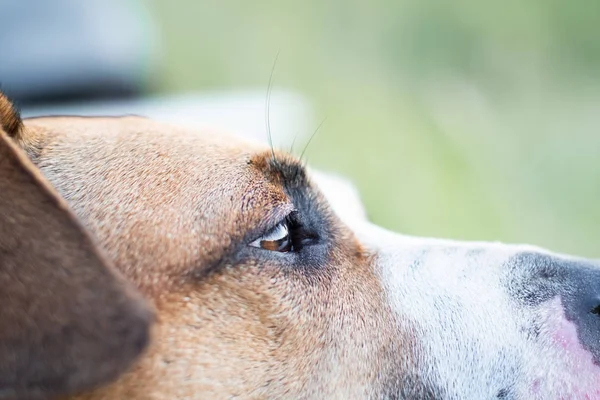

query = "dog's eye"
[[249, 213, 316, 253], [249, 221, 293, 252]]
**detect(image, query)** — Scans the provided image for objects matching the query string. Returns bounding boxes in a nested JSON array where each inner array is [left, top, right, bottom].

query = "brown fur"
[[0, 93, 22, 139], [0, 108, 153, 398], [0, 93, 417, 398]]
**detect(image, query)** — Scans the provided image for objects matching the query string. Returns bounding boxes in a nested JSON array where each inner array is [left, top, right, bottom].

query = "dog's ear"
[[0, 93, 22, 140], [0, 93, 153, 399]]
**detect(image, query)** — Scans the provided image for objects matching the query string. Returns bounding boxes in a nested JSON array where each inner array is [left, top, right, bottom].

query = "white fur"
[[312, 170, 600, 399]]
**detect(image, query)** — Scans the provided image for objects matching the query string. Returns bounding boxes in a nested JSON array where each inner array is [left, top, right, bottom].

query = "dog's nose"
[[509, 252, 600, 362], [561, 260, 600, 364]]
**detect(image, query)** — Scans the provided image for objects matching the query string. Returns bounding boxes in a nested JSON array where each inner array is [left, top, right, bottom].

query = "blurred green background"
[[147, 0, 599, 257]]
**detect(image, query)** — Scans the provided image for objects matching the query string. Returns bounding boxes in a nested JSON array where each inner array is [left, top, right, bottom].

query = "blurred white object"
[[310, 170, 367, 223], [21, 90, 313, 149]]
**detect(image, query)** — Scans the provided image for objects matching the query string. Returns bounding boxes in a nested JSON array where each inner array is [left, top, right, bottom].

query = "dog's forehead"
[[24, 116, 296, 289]]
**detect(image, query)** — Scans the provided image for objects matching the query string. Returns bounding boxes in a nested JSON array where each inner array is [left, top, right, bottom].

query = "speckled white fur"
[[312, 170, 600, 399]]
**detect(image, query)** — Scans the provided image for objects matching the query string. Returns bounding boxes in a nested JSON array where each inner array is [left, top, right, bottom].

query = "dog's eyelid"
[[244, 203, 294, 241]]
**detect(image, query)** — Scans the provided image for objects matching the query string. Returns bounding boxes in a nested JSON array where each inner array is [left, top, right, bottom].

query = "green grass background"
[[147, 0, 600, 257]]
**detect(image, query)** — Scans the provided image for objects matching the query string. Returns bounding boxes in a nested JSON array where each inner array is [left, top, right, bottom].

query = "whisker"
[[289, 131, 300, 155], [265, 51, 280, 166], [299, 116, 328, 163]]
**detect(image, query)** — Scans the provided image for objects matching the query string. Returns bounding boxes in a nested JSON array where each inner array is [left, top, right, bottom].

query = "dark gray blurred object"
[[0, 0, 159, 104]]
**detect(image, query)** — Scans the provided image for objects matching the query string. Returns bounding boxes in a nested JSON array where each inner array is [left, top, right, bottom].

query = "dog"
[[1, 90, 599, 399]]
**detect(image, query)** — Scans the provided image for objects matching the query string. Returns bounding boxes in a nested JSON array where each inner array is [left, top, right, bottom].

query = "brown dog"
[[2, 91, 600, 399]]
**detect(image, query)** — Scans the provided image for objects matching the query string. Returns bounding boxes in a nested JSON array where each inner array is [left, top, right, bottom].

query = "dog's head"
[[2, 93, 600, 399]]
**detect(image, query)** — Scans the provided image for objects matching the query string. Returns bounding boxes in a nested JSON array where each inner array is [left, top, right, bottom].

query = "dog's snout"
[[509, 252, 600, 362]]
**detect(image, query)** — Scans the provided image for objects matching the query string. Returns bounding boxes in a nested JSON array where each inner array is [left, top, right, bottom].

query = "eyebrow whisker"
[[299, 116, 328, 163], [265, 50, 281, 169]]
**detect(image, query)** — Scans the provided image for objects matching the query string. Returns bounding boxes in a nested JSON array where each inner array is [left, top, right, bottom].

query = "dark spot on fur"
[[409, 250, 428, 271], [496, 387, 514, 399], [504, 253, 562, 307]]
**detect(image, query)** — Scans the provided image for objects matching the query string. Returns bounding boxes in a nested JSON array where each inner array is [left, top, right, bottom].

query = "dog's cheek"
[[73, 267, 305, 399], [73, 255, 411, 399]]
